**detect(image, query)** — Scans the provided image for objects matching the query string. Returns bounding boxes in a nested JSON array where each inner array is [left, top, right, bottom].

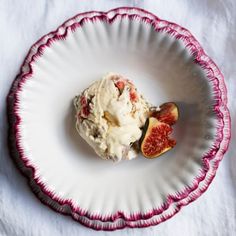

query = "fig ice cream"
[[74, 73, 150, 162]]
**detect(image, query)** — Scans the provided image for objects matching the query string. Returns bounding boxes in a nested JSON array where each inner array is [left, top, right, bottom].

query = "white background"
[[0, 0, 236, 235]]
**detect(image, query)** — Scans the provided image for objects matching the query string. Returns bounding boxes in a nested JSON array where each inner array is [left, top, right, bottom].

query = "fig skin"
[[140, 117, 176, 158], [151, 102, 179, 126]]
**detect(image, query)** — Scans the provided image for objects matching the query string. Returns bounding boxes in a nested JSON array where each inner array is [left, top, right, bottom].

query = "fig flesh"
[[140, 117, 176, 158], [151, 102, 178, 126]]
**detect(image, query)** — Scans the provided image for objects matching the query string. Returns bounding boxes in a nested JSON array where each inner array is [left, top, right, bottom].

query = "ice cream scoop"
[[74, 73, 150, 162]]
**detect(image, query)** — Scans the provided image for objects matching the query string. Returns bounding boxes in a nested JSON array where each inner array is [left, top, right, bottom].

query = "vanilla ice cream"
[[74, 73, 150, 162]]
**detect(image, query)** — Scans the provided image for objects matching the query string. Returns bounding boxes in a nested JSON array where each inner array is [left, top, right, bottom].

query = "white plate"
[[8, 7, 230, 230]]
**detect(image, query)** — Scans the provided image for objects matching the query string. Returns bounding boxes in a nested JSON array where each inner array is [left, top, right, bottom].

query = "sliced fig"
[[151, 102, 178, 126], [140, 117, 176, 158]]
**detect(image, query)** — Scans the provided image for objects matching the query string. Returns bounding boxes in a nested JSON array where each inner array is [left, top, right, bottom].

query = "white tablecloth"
[[1, 0, 236, 235]]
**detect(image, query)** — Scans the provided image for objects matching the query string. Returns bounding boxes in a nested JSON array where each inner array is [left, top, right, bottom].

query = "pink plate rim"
[[7, 7, 231, 231]]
